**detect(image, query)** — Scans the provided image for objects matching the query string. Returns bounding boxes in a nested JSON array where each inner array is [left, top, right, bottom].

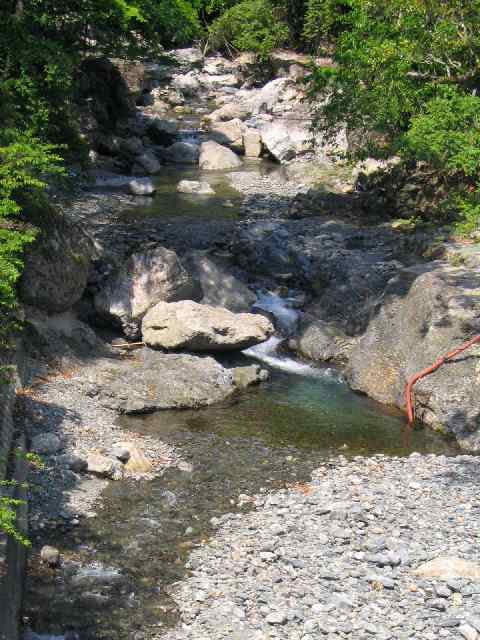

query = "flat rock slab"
[[142, 300, 274, 351], [98, 349, 235, 414], [97, 349, 268, 414]]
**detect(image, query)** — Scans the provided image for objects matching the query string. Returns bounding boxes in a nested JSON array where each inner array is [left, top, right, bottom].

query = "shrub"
[[208, 0, 289, 58]]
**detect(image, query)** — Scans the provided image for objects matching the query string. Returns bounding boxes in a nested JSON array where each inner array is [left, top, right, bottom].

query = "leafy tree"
[[208, 0, 289, 57], [309, 0, 480, 230]]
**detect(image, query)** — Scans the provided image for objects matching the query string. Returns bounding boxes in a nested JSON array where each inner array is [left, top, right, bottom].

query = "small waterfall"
[[244, 292, 340, 380], [253, 291, 300, 335]]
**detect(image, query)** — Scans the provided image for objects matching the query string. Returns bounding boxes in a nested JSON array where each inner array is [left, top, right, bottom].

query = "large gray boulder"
[[147, 119, 178, 145], [346, 263, 480, 451], [142, 300, 273, 351], [187, 252, 256, 312], [94, 246, 201, 337], [97, 349, 267, 414], [199, 141, 242, 170], [293, 318, 355, 364], [19, 211, 93, 314], [259, 119, 312, 162]]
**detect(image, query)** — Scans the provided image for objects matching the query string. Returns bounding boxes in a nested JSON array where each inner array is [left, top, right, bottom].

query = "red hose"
[[405, 335, 480, 426]]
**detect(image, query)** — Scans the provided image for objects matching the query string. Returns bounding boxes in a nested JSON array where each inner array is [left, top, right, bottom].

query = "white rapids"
[[244, 292, 342, 381]]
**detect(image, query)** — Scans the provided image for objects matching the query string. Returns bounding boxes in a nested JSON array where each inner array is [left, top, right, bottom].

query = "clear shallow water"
[[125, 362, 456, 457], [117, 159, 278, 222]]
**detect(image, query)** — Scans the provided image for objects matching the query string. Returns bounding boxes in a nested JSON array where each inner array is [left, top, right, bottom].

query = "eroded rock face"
[[94, 246, 201, 337], [186, 252, 256, 313], [142, 300, 274, 351], [199, 141, 243, 170], [98, 350, 236, 413], [19, 212, 93, 314], [346, 264, 480, 451]]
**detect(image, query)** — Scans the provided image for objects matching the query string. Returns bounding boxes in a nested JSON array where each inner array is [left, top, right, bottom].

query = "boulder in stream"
[[94, 246, 201, 338], [128, 177, 156, 196], [199, 141, 242, 171], [177, 180, 215, 195], [142, 300, 274, 351]]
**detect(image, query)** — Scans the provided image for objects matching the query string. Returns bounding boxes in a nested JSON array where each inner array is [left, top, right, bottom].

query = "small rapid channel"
[[23, 295, 458, 640]]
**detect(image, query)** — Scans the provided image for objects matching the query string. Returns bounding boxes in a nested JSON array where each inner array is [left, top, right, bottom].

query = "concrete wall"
[[0, 343, 28, 640]]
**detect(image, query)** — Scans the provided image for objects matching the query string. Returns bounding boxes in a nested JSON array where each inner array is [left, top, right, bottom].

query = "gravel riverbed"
[[159, 453, 480, 640], [20, 360, 180, 532]]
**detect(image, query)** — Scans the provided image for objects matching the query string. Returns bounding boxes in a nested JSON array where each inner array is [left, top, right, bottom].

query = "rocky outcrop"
[[19, 211, 93, 314], [142, 300, 274, 351], [199, 141, 243, 170], [94, 246, 201, 337], [98, 349, 267, 414], [346, 263, 480, 451], [259, 118, 313, 162]]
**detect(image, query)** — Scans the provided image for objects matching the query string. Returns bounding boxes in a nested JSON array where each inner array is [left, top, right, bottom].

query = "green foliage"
[[309, 0, 480, 231], [404, 90, 480, 177], [208, 0, 289, 57], [303, 0, 349, 49], [0, 132, 65, 337], [0, 496, 30, 547]]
